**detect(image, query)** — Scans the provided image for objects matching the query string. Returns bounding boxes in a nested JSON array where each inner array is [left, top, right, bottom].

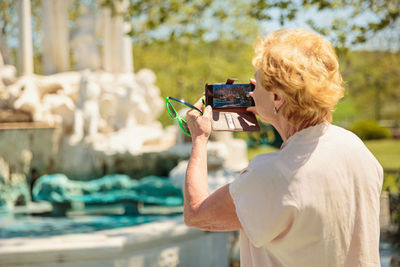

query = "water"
[[0, 212, 180, 238], [213, 98, 253, 108], [0, 174, 185, 239], [0, 205, 397, 266]]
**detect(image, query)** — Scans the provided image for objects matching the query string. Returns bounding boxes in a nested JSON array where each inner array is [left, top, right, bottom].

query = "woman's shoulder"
[[250, 150, 281, 167], [286, 123, 364, 147], [326, 124, 366, 147], [247, 151, 286, 178]]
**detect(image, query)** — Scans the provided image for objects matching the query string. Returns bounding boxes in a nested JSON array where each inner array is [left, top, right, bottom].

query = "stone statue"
[[70, 70, 101, 143], [0, 50, 16, 92], [99, 84, 138, 132], [13, 76, 41, 117], [41, 93, 75, 130], [135, 69, 164, 124]]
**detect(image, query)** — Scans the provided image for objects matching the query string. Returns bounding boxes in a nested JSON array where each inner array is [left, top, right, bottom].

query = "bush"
[[234, 122, 283, 148], [350, 120, 391, 140]]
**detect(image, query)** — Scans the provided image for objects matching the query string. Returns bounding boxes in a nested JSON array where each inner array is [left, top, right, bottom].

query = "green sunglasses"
[[166, 97, 204, 137]]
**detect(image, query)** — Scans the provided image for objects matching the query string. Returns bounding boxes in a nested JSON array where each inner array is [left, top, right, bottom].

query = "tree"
[[101, 0, 260, 44], [249, 0, 400, 51], [101, 0, 399, 50], [0, 0, 16, 64], [340, 51, 400, 122]]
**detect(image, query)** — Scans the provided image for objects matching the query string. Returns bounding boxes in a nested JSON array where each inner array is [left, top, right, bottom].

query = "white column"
[[102, 0, 133, 73], [121, 22, 133, 73], [41, 0, 70, 74], [102, 7, 113, 73], [17, 0, 34, 76]]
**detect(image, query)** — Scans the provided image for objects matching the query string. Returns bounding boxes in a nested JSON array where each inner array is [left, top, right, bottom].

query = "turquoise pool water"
[[0, 174, 184, 239], [0, 213, 180, 238]]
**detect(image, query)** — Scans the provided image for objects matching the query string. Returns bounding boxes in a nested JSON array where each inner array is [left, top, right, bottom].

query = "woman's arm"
[[184, 97, 241, 231]]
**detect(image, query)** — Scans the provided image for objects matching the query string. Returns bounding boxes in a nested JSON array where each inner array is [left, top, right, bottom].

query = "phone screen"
[[206, 83, 255, 108]]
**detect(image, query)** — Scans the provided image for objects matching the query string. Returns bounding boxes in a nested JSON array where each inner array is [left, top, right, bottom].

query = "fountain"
[[0, 1, 247, 266]]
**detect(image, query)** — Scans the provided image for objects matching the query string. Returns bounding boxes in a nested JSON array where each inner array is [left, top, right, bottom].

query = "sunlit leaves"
[[99, 0, 399, 48], [301, 0, 400, 47]]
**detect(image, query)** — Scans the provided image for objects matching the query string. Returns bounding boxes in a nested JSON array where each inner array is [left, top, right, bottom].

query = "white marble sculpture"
[[42, 93, 75, 129], [5, 73, 77, 125], [13, 76, 41, 117], [0, 51, 16, 92], [99, 82, 139, 132], [0, 0, 248, 182], [70, 70, 101, 143], [135, 69, 164, 124]]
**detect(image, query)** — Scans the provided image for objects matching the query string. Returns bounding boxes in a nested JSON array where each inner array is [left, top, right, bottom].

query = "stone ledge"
[[0, 216, 219, 265], [0, 122, 56, 130]]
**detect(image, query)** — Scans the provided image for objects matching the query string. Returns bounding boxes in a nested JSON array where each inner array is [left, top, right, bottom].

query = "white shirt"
[[230, 122, 383, 267]]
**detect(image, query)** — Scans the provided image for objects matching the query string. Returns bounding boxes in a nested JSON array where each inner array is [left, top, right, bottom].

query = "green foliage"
[[339, 51, 400, 122], [234, 122, 283, 148], [383, 173, 399, 194], [133, 40, 256, 126], [303, 0, 400, 49], [133, 39, 400, 128], [102, 0, 259, 44], [249, 0, 299, 23], [364, 139, 400, 170], [332, 98, 357, 127], [247, 145, 279, 161], [0, 0, 16, 65], [389, 189, 400, 234], [350, 120, 391, 140], [0, 0, 14, 36], [100, 0, 400, 48]]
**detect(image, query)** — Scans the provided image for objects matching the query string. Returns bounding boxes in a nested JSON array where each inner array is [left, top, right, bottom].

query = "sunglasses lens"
[[181, 121, 191, 136], [167, 102, 177, 118]]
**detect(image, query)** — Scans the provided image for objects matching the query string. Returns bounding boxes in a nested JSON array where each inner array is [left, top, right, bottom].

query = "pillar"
[[41, 0, 70, 74], [17, 0, 34, 76]]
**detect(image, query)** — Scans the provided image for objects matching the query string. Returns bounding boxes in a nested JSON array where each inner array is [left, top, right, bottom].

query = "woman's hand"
[[247, 78, 259, 116], [186, 95, 212, 142]]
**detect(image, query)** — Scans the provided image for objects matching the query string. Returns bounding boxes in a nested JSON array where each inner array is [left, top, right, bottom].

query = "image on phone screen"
[[211, 83, 254, 108]]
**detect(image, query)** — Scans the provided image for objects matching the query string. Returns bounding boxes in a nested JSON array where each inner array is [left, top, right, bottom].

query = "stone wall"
[[0, 123, 59, 209], [0, 120, 247, 210], [0, 217, 231, 267]]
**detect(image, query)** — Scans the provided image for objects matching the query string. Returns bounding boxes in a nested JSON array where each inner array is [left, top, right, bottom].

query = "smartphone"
[[205, 83, 255, 109]]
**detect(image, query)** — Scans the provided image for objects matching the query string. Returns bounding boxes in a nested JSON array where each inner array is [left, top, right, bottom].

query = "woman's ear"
[[273, 92, 285, 110]]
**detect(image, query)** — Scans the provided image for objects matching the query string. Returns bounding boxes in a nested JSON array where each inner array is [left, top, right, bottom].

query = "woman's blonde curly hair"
[[253, 29, 345, 131]]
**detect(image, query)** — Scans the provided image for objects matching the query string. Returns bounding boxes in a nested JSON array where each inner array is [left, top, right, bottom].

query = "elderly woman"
[[185, 29, 383, 267]]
